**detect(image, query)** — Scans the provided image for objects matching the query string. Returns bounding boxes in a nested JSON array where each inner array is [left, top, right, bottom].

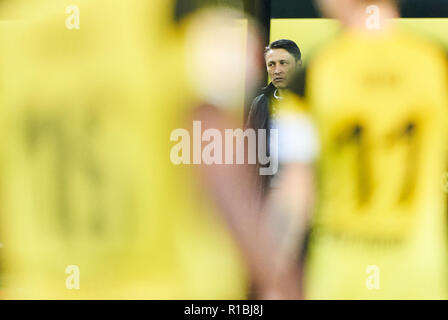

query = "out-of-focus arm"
[[194, 104, 302, 299], [263, 102, 320, 296], [183, 8, 303, 299]]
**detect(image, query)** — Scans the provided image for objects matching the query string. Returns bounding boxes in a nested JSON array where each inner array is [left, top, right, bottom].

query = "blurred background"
[[176, 0, 448, 120], [1, 0, 447, 121], [0, 0, 447, 300]]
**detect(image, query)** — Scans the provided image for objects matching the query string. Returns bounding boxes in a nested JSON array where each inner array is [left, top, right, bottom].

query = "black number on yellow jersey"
[[24, 109, 105, 239], [394, 120, 419, 204], [335, 118, 419, 207], [336, 123, 371, 206]]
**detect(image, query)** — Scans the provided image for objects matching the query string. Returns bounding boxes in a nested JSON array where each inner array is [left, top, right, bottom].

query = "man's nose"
[[274, 66, 283, 75]]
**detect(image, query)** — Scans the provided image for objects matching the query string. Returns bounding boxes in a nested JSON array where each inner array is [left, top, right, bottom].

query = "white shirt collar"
[[273, 88, 283, 100]]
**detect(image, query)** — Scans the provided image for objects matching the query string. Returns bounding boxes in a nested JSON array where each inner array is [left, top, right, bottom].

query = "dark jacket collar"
[[260, 82, 276, 97]]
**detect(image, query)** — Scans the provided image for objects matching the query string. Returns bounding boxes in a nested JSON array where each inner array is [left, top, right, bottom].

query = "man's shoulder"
[[251, 83, 275, 105], [246, 84, 275, 129], [251, 93, 265, 106], [250, 94, 269, 116]]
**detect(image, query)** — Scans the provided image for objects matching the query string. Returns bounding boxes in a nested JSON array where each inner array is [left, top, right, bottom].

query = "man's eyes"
[[268, 61, 289, 67]]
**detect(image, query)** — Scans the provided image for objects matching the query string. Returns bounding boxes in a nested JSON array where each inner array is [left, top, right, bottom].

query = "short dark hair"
[[264, 39, 301, 61]]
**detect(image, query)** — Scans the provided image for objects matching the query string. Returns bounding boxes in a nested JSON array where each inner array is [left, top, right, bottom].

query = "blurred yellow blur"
[[271, 18, 448, 65], [275, 4, 448, 299], [0, 0, 253, 299]]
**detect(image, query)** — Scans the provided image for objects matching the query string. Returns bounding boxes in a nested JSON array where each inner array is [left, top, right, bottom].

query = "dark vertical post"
[[243, 0, 271, 124]]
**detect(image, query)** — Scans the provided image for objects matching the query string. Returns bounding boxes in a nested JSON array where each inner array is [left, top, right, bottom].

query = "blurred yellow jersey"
[[0, 0, 247, 299], [286, 28, 448, 299]]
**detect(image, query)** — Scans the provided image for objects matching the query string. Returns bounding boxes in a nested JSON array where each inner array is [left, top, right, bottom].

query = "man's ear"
[[297, 59, 303, 67]]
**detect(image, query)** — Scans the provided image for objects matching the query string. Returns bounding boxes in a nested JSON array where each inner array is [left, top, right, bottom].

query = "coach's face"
[[265, 48, 300, 90]]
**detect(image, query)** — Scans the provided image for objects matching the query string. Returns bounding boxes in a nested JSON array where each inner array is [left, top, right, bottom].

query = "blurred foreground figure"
[[0, 0, 299, 299], [269, 0, 448, 299]]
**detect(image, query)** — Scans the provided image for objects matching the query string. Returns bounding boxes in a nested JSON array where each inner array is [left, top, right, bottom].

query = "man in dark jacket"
[[246, 39, 302, 198]]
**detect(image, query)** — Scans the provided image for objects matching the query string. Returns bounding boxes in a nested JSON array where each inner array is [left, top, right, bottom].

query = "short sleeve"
[[271, 107, 320, 165]]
